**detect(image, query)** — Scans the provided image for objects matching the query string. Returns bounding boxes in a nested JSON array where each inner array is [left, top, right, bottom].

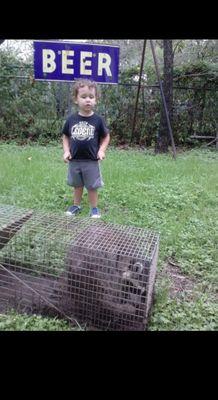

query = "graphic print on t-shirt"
[[71, 121, 95, 141]]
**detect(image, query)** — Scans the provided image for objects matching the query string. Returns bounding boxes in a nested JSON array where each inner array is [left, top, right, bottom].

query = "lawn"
[[0, 143, 217, 330]]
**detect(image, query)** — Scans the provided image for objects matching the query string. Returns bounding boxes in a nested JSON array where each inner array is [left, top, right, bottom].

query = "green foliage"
[[99, 60, 217, 146], [0, 310, 72, 330], [149, 294, 217, 331], [172, 60, 218, 143], [0, 49, 65, 143]]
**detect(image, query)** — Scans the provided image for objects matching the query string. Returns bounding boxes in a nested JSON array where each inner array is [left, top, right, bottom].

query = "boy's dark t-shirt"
[[62, 112, 109, 161]]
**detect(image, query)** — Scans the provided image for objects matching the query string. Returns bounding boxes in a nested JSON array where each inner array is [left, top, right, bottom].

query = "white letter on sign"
[[42, 49, 56, 73], [62, 50, 74, 74], [98, 53, 112, 77], [80, 52, 92, 75]]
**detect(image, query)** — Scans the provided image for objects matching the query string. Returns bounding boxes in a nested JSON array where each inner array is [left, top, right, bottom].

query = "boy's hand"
[[97, 149, 105, 160], [63, 151, 72, 163]]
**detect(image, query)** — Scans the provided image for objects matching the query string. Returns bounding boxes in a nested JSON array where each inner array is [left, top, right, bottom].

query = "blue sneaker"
[[90, 207, 101, 218], [66, 205, 81, 216]]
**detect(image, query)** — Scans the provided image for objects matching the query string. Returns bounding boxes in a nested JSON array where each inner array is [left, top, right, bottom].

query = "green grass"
[[0, 143, 217, 331], [0, 310, 72, 331]]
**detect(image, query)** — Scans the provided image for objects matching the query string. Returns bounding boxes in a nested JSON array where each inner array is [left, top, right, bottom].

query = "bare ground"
[[157, 258, 200, 300]]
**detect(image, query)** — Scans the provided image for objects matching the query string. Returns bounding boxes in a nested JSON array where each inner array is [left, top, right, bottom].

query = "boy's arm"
[[97, 133, 110, 160], [62, 134, 72, 162]]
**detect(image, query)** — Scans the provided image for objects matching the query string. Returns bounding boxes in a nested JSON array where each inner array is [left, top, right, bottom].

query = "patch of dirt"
[[158, 259, 199, 300]]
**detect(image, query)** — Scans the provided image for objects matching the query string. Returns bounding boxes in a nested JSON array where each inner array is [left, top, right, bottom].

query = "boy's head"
[[73, 79, 99, 101], [73, 79, 99, 115]]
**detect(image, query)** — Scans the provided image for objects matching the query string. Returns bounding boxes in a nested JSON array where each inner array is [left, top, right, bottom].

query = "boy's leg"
[[66, 187, 83, 215], [88, 189, 98, 208], [81, 161, 103, 218], [88, 189, 101, 218], [66, 161, 84, 215], [74, 186, 84, 206]]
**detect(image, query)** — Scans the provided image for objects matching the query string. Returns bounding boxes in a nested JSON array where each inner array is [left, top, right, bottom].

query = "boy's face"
[[75, 85, 97, 115]]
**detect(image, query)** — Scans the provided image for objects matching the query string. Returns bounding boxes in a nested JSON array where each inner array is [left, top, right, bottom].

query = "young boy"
[[62, 79, 110, 218]]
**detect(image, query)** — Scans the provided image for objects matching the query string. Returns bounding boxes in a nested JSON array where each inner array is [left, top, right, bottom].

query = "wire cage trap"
[[0, 204, 159, 331]]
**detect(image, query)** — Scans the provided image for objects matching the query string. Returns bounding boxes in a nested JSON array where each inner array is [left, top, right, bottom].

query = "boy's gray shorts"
[[67, 160, 104, 190]]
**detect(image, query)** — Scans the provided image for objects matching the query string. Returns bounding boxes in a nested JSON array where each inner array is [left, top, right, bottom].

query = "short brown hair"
[[72, 79, 100, 99]]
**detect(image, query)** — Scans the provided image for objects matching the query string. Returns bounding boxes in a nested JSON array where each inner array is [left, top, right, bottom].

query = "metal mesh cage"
[[0, 204, 159, 330]]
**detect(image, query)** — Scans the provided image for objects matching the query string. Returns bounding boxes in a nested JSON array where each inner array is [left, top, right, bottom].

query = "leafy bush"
[[99, 61, 217, 146]]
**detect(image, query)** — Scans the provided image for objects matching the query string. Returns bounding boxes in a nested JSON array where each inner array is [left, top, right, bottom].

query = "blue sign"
[[34, 40, 120, 84]]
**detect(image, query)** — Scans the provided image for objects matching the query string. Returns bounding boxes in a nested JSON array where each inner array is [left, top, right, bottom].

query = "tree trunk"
[[155, 40, 173, 153]]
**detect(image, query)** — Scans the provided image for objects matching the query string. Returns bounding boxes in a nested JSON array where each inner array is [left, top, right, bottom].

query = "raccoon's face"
[[122, 262, 145, 281]]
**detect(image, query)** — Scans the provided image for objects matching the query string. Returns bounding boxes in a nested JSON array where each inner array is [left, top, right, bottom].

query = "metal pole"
[[130, 40, 147, 143], [149, 40, 177, 159]]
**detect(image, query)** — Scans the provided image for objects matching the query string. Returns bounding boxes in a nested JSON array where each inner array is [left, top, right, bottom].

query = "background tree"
[[155, 40, 174, 153]]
